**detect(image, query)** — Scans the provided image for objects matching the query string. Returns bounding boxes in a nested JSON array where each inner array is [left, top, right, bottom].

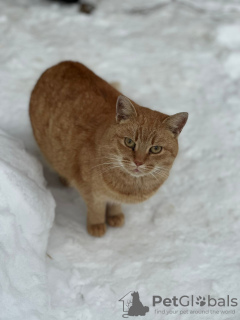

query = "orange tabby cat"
[[29, 61, 188, 237]]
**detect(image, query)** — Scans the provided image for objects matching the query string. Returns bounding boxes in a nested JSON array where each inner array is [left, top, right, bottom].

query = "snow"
[[0, 0, 240, 319], [0, 130, 55, 320], [217, 25, 240, 49]]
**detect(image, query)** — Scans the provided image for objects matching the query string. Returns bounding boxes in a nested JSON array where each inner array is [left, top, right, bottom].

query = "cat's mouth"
[[121, 160, 150, 177], [128, 167, 147, 177]]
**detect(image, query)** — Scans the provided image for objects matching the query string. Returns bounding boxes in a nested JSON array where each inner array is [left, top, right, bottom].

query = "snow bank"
[[0, 130, 55, 320]]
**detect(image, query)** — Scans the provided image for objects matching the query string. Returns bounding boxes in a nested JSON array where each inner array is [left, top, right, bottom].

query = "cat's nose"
[[134, 160, 143, 167]]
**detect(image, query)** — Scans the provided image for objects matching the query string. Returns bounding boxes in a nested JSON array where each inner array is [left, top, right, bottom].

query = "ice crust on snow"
[[0, 0, 240, 319]]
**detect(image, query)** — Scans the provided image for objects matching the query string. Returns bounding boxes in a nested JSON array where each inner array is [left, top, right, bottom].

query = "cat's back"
[[30, 61, 118, 118], [29, 61, 118, 174], [30, 60, 118, 142]]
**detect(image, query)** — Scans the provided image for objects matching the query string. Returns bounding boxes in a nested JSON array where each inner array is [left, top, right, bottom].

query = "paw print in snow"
[[196, 296, 206, 307]]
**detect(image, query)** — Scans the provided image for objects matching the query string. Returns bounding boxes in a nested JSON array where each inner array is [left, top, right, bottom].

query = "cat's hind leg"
[[106, 203, 125, 227]]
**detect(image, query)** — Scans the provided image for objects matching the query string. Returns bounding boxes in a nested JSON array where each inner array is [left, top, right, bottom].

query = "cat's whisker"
[[154, 166, 169, 172], [149, 171, 159, 182], [154, 171, 169, 180], [100, 165, 124, 175], [91, 161, 119, 169], [154, 171, 168, 177], [95, 156, 130, 165], [154, 166, 169, 173], [92, 159, 130, 171], [155, 170, 169, 175], [154, 167, 169, 174], [138, 165, 168, 180], [143, 164, 155, 169]]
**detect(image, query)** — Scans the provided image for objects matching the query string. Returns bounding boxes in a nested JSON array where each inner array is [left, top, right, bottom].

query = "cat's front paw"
[[107, 213, 125, 227], [87, 223, 106, 237]]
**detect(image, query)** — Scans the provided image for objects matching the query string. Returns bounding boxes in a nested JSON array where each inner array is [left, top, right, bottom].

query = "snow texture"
[[0, 130, 55, 320], [0, 0, 240, 319]]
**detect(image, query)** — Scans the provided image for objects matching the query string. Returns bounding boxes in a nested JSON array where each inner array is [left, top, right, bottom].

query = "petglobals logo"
[[119, 291, 149, 318], [119, 292, 238, 318], [153, 295, 238, 308]]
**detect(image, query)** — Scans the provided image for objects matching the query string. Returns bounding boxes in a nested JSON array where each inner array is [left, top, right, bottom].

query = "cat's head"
[[103, 95, 188, 180]]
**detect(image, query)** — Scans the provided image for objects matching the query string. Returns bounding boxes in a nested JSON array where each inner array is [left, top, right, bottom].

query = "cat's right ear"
[[116, 95, 137, 123]]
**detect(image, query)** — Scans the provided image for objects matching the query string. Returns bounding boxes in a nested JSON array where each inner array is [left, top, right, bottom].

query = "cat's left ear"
[[116, 95, 137, 123], [163, 112, 188, 137]]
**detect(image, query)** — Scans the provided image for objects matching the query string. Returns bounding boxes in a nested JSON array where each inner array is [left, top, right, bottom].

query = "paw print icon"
[[196, 296, 206, 307]]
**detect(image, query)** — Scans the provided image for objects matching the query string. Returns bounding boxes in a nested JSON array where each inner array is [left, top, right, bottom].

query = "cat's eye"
[[150, 146, 162, 154], [124, 137, 136, 149]]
